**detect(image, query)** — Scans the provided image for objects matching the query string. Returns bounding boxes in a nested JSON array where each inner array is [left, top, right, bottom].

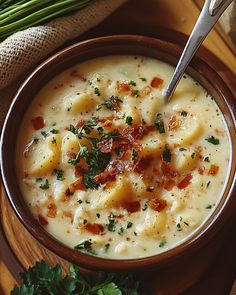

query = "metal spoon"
[[163, 0, 233, 102]]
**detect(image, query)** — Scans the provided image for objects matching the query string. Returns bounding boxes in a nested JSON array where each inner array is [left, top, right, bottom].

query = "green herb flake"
[[78, 199, 83, 204], [129, 80, 136, 86], [154, 113, 165, 134], [206, 181, 211, 188], [139, 77, 147, 81], [142, 203, 148, 211], [39, 179, 49, 190], [131, 149, 138, 162], [179, 147, 187, 151], [205, 136, 220, 145], [118, 227, 124, 235], [74, 239, 96, 255], [54, 169, 65, 181], [159, 239, 167, 248], [125, 116, 133, 125], [94, 87, 100, 96], [104, 243, 110, 253], [204, 156, 210, 162], [96, 213, 100, 218], [51, 137, 57, 144], [127, 221, 133, 229], [97, 96, 122, 111], [35, 177, 42, 182], [107, 213, 116, 232], [180, 111, 188, 117], [41, 131, 48, 138], [176, 223, 182, 231], [191, 152, 195, 159], [50, 129, 59, 134], [132, 89, 140, 97], [162, 145, 171, 162]]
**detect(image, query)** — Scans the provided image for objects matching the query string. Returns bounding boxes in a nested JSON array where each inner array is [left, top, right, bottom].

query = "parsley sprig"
[[11, 260, 144, 295]]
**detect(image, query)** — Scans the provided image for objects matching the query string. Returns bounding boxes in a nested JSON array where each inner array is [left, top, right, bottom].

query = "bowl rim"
[[1, 34, 236, 271]]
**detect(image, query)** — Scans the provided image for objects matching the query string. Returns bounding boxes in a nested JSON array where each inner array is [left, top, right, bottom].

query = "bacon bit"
[[208, 164, 219, 176], [164, 179, 176, 191], [63, 211, 74, 223], [98, 115, 115, 123], [177, 174, 192, 189], [76, 119, 86, 128], [121, 201, 141, 213], [98, 138, 113, 153], [65, 188, 74, 197], [135, 156, 153, 173], [141, 86, 152, 96], [117, 82, 131, 93], [168, 115, 179, 130], [198, 166, 205, 175], [149, 197, 167, 212], [70, 70, 86, 82], [151, 77, 164, 88], [66, 151, 76, 159], [71, 179, 87, 191], [102, 120, 112, 127], [38, 214, 48, 226], [94, 170, 116, 185], [161, 161, 177, 178], [31, 116, 45, 130], [47, 203, 57, 218], [146, 186, 154, 192], [215, 128, 225, 136], [84, 223, 104, 235], [24, 172, 29, 178], [75, 165, 86, 177], [123, 125, 147, 140], [126, 237, 131, 241], [195, 146, 203, 154]]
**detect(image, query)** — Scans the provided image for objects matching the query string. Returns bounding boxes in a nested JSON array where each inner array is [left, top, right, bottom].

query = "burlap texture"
[[0, 0, 127, 90]]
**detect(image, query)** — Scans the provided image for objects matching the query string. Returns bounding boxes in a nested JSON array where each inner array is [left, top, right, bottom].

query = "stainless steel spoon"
[[163, 0, 233, 102]]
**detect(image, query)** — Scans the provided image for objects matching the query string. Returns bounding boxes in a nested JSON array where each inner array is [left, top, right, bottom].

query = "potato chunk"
[[167, 115, 202, 145], [98, 176, 135, 208], [173, 148, 198, 172], [140, 132, 164, 157], [64, 93, 95, 113], [140, 95, 163, 125], [122, 96, 141, 124], [25, 134, 61, 176]]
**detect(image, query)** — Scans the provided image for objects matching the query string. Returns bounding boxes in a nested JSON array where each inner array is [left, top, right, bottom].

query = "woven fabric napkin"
[[0, 0, 127, 90], [220, 1, 236, 44]]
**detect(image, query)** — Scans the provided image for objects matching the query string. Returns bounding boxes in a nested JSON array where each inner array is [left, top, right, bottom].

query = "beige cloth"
[[220, 1, 236, 43], [0, 0, 127, 90]]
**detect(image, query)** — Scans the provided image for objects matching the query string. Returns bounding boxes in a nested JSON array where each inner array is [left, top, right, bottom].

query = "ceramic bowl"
[[1, 35, 236, 272]]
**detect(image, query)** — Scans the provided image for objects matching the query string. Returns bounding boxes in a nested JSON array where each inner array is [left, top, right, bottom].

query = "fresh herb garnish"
[[39, 179, 49, 190], [206, 204, 212, 209], [191, 152, 195, 159], [69, 117, 99, 139], [118, 227, 124, 235], [129, 80, 136, 86], [94, 87, 100, 96], [179, 147, 186, 151], [132, 149, 138, 162], [154, 113, 165, 134], [107, 213, 116, 232], [204, 156, 210, 162], [11, 260, 142, 295], [139, 77, 147, 81], [132, 89, 139, 97], [142, 203, 148, 211], [206, 181, 211, 188], [162, 145, 171, 162], [74, 239, 96, 255], [125, 116, 133, 125], [104, 243, 110, 253], [54, 169, 65, 181], [180, 111, 188, 117], [41, 130, 48, 138], [176, 223, 182, 231], [96, 213, 100, 218], [159, 239, 167, 248], [50, 129, 59, 134], [35, 177, 42, 182], [97, 96, 122, 111], [205, 136, 220, 145], [127, 221, 133, 229]]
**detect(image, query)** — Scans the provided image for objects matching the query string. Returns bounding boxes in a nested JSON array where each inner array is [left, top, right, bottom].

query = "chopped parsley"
[[162, 145, 171, 162], [104, 243, 110, 253], [96, 213, 100, 218], [159, 239, 167, 248], [206, 181, 211, 188], [94, 87, 100, 96], [205, 136, 220, 145], [204, 156, 210, 162], [132, 89, 139, 97], [74, 239, 96, 255], [125, 116, 133, 125], [179, 147, 187, 151], [131, 149, 138, 161], [50, 128, 59, 134], [127, 221, 133, 229], [118, 227, 124, 235], [107, 213, 116, 232], [35, 177, 42, 182], [129, 80, 136, 86], [142, 203, 148, 211], [180, 111, 188, 117], [154, 113, 165, 134], [51, 137, 57, 144], [139, 77, 147, 81], [97, 96, 122, 111], [54, 169, 65, 181], [41, 131, 48, 138], [78, 200, 83, 204], [39, 179, 49, 190], [191, 152, 195, 159], [176, 223, 182, 231], [206, 204, 212, 209]]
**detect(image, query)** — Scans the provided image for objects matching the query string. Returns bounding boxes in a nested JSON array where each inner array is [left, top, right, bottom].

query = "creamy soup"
[[17, 55, 231, 259]]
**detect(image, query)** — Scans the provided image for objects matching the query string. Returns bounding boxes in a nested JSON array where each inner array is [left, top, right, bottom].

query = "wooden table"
[[1, 0, 236, 294]]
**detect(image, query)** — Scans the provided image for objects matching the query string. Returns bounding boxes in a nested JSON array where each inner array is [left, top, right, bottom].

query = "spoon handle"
[[163, 0, 233, 102]]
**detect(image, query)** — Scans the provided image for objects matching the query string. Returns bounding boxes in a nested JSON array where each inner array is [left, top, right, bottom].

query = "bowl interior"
[[1, 35, 236, 271]]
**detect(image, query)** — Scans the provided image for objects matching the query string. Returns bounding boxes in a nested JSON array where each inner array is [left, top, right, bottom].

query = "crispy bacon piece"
[[121, 201, 141, 213], [123, 125, 146, 140], [164, 179, 176, 191], [161, 161, 177, 178], [94, 170, 116, 185], [208, 164, 219, 176], [84, 223, 104, 235], [146, 186, 154, 192], [71, 179, 87, 191], [38, 214, 48, 226], [47, 203, 57, 218], [65, 188, 74, 197], [70, 69, 86, 82], [117, 82, 131, 93], [198, 166, 205, 175], [75, 165, 86, 177], [149, 197, 167, 212], [135, 156, 153, 173], [177, 174, 192, 189], [168, 115, 179, 130], [66, 151, 76, 159], [151, 77, 164, 88], [98, 115, 115, 123], [76, 119, 86, 128], [98, 139, 113, 153], [31, 116, 44, 130], [63, 211, 74, 223]]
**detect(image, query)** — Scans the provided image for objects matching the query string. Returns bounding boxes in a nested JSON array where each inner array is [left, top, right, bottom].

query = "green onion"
[[0, 0, 93, 40]]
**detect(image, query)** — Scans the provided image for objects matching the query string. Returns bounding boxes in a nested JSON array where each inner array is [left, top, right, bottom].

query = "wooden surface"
[[1, 0, 236, 294]]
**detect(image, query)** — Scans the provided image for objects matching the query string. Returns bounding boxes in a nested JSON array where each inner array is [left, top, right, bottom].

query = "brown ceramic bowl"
[[1, 35, 236, 272]]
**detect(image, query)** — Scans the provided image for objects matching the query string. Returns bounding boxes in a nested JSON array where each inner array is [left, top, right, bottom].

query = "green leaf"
[[205, 135, 220, 145], [154, 113, 165, 134], [96, 282, 122, 295], [162, 145, 171, 162]]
